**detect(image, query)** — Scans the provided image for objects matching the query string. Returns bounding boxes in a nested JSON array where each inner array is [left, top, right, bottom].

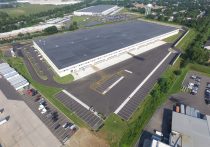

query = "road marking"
[[124, 70, 133, 74], [62, 90, 90, 110], [102, 76, 124, 95], [62, 90, 102, 119], [114, 51, 172, 114]]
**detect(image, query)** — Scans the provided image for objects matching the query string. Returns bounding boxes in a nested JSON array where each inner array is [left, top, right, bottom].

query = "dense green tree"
[[69, 21, 78, 31], [44, 26, 58, 34]]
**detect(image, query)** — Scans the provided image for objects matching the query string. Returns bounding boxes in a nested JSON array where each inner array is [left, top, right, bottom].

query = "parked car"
[[38, 104, 45, 110], [34, 97, 41, 102], [195, 76, 201, 82], [38, 98, 45, 104], [41, 108, 47, 114], [191, 75, 197, 79], [206, 82, 210, 89], [54, 124, 61, 130], [191, 89, 198, 95], [46, 112, 53, 119], [51, 111, 58, 122], [188, 83, 194, 89], [62, 122, 73, 130], [26, 89, 38, 96]]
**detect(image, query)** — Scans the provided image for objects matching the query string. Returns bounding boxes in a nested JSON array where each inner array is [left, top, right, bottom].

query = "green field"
[[53, 74, 74, 84], [176, 29, 197, 51], [72, 16, 91, 23], [0, 4, 62, 17]]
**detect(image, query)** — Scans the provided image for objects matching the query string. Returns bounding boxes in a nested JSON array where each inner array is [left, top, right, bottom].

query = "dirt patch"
[[0, 45, 12, 51], [68, 128, 109, 147]]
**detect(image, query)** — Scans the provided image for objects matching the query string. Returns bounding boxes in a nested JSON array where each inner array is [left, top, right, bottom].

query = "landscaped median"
[[176, 29, 197, 51], [53, 74, 74, 84]]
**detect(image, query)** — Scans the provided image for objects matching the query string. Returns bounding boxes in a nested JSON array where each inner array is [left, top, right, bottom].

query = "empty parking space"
[[91, 72, 128, 95], [117, 52, 177, 120], [55, 92, 103, 130]]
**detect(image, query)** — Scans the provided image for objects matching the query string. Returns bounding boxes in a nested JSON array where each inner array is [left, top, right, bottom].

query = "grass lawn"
[[72, 16, 91, 23], [6, 57, 87, 127], [0, 3, 62, 17], [98, 114, 128, 147], [176, 29, 197, 51], [163, 32, 182, 43], [53, 74, 74, 84]]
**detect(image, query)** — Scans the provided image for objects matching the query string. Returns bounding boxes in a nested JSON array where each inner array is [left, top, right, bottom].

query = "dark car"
[[51, 111, 59, 122], [195, 76, 201, 82], [34, 97, 41, 102], [54, 124, 61, 130], [206, 82, 210, 89]]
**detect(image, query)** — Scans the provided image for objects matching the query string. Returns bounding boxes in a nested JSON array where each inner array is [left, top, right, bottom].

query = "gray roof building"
[[34, 20, 177, 69], [170, 112, 210, 147], [76, 5, 116, 13]]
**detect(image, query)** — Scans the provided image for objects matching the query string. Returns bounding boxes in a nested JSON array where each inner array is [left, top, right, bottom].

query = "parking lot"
[[137, 71, 210, 147], [0, 77, 77, 144], [22, 90, 77, 144], [65, 43, 177, 119], [174, 71, 210, 115], [55, 91, 104, 130]]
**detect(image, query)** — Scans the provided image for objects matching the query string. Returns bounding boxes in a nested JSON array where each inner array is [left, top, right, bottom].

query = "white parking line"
[[114, 51, 172, 114], [124, 69, 133, 74], [62, 90, 90, 110], [102, 76, 124, 95], [62, 90, 103, 120]]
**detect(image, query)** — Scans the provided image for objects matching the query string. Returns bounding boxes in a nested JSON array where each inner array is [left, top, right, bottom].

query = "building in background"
[[17, 0, 81, 5], [145, 4, 152, 15], [0, 16, 70, 40], [170, 111, 210, 147], [73, 5, 120, 16]]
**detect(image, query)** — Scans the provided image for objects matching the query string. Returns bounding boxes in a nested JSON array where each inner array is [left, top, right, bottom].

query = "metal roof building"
[[33, 20, 179, 77], [170, 112, 210, 147], [0, 63, 29, 91]]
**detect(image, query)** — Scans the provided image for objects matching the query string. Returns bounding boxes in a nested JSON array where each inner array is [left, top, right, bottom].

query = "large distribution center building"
[[73, 5, 120, 16], [33, 20, 179, 78]]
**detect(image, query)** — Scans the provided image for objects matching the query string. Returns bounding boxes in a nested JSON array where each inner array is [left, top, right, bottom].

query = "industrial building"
[[0, 63, 29, 91], [170, 111, 210, 147], [0, 16, 70, 40], [33, 20, 179, 78], [145, 106, 210, 147], [73, 5, 120, 16]]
